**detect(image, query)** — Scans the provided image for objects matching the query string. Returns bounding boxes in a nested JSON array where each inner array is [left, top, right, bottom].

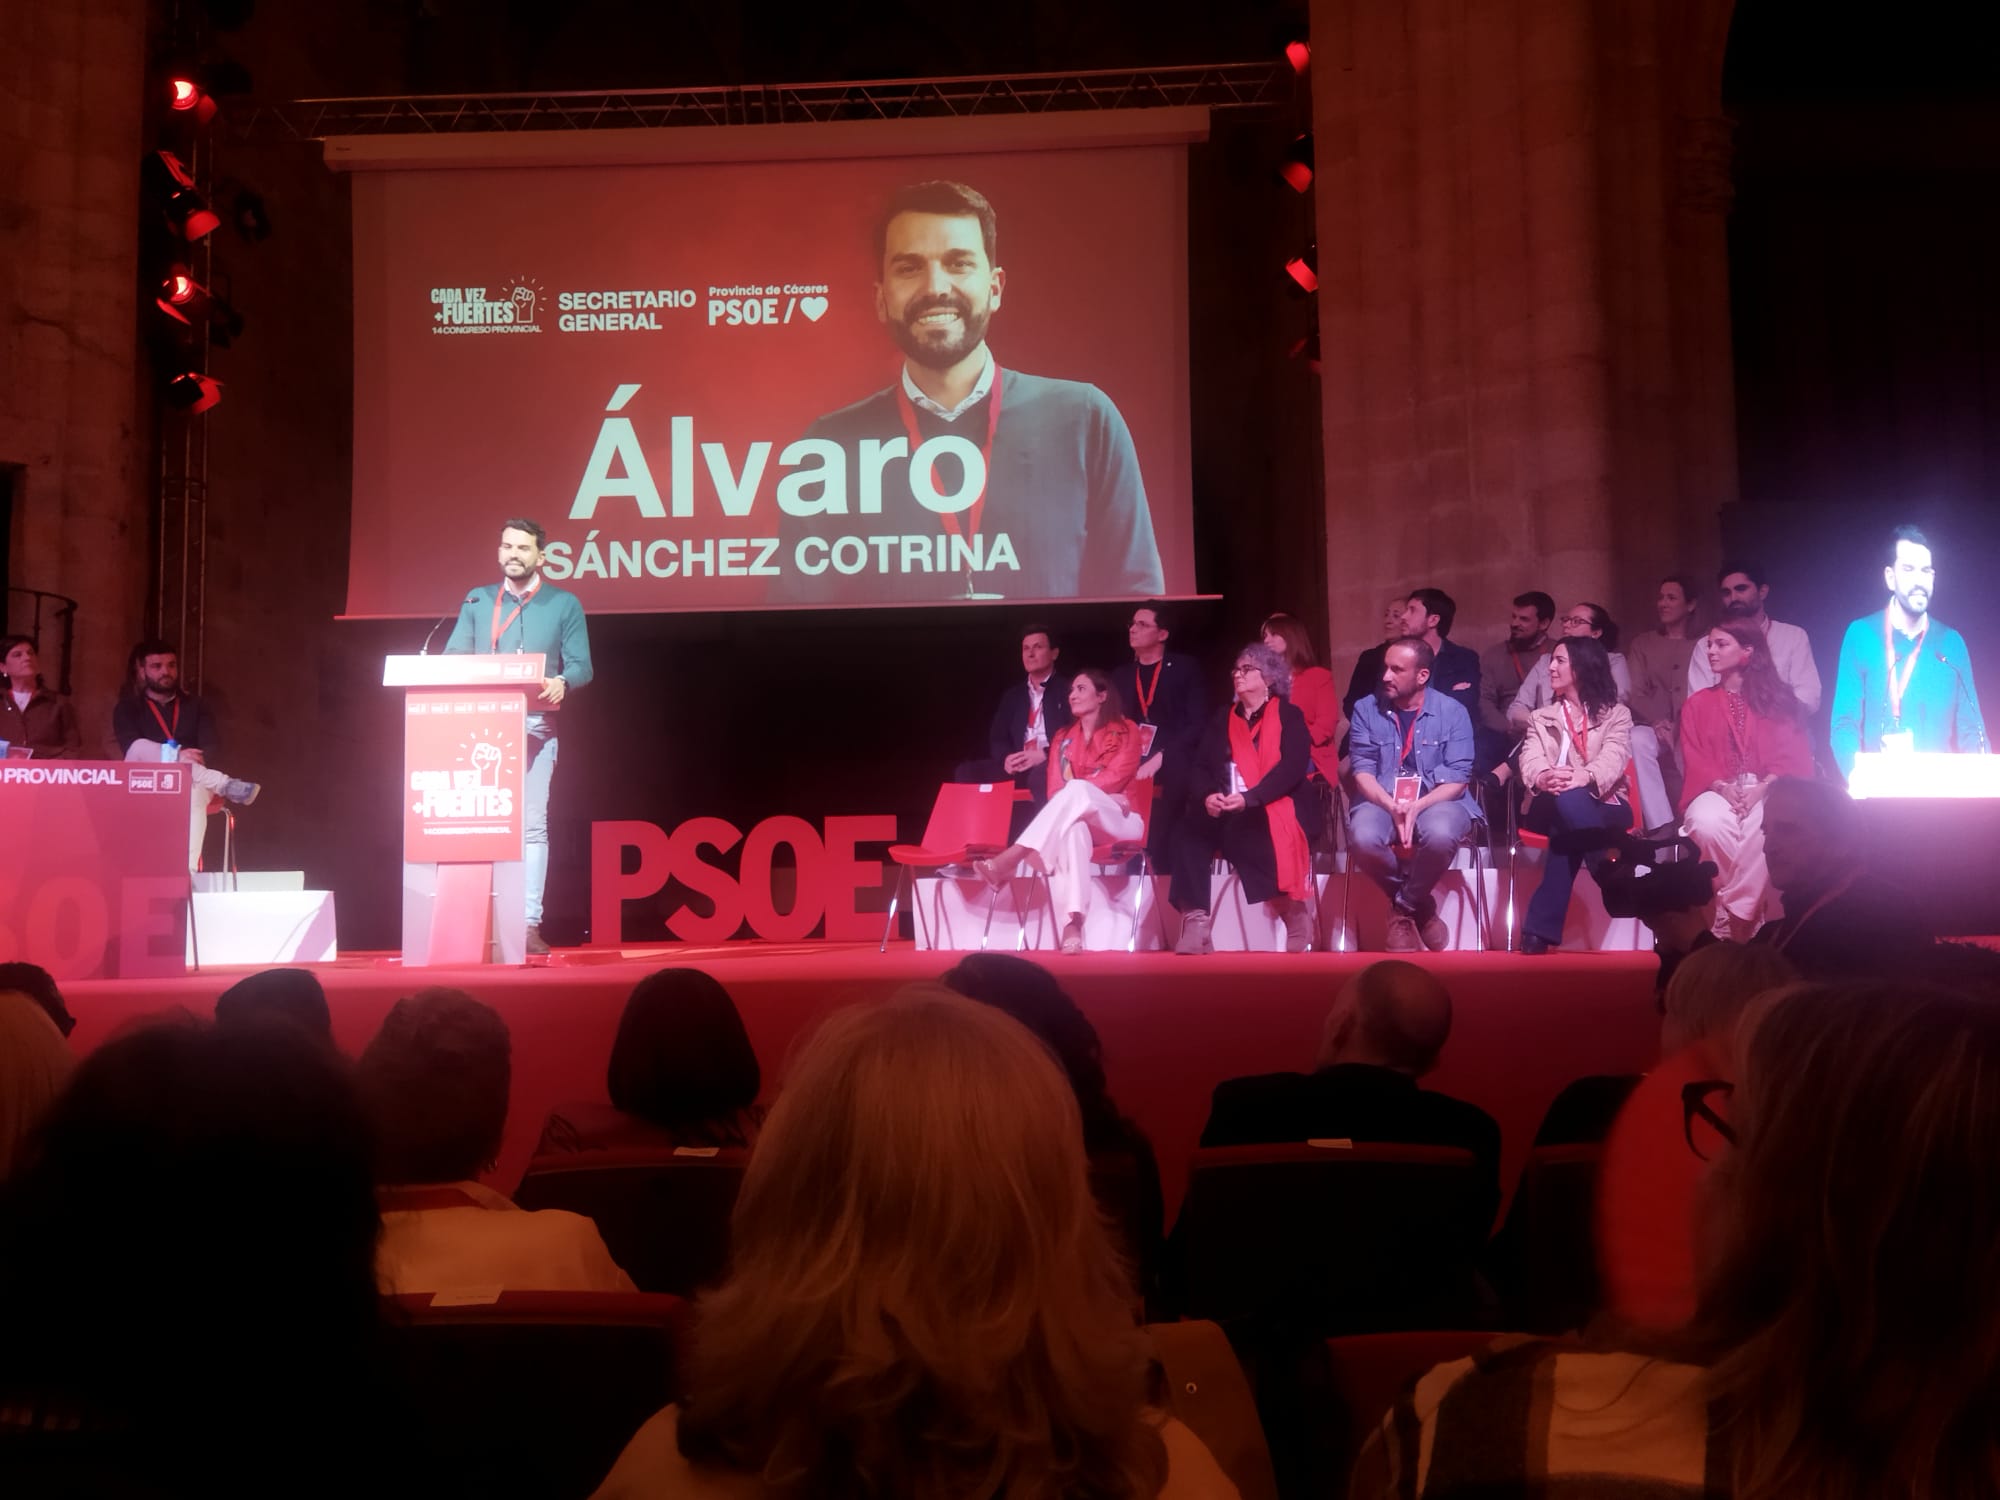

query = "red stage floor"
[[64, 944, 1663, 1217]]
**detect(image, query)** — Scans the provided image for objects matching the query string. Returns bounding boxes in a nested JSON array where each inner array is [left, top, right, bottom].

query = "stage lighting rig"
[[164, 371, 223, 414], [149, 151, 220, 240], [1284, 245, 1319, 294], [1279, 133, 1315, 193], [155, 267, 244, 346]]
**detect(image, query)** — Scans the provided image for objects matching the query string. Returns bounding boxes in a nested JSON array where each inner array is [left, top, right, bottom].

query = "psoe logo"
[[429, 276, 547, 336]]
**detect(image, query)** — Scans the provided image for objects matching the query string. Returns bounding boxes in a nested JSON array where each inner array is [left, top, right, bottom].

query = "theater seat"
[[514, 1146, 748, 1296], [1496, 1142, 1605, 1333], [383, 1289, 688, 1500], [1173, 1142, 1488, 1334], [1323, 1328, 1499, 1482]]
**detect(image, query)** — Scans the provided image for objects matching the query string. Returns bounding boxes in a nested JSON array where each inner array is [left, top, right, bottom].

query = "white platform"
[[188, 890, 338, 966], [910, 867, 1167, 952]]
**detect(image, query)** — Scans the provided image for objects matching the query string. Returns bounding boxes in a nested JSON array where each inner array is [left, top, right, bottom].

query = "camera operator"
[[1648, 776, 1930, 983]]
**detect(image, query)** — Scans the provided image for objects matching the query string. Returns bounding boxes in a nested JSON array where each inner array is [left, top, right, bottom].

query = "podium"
[[384, 653, 544, 965]]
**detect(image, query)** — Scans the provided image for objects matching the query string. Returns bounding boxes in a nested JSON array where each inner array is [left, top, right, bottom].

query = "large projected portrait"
[[345, 135, 1193, 617]]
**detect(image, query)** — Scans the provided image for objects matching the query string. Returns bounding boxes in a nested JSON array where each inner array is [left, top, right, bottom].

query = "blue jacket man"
[[444, 518, 593, 951], [1347, 637, 1478, 952]]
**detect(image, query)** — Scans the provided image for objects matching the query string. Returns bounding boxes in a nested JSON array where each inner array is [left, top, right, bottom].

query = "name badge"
[[1228, 761, 1247, 795], [1137, 723, 1158, 758]]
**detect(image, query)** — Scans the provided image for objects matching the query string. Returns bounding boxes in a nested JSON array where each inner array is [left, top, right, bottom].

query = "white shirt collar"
[[901, 349, 995, 422]]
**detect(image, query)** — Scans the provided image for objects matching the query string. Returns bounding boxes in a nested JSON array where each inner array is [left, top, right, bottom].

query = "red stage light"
[[1285, 40, 1311, 74], [167, 77, 219, 125], [170, 79, 199, 108], [1284, 255, 1319, 294], [165, 371, 223, 414], [165, 271, 195, 304]]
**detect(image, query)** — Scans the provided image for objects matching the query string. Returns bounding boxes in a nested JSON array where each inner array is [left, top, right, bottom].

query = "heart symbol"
[[799, 296, 828, 322]]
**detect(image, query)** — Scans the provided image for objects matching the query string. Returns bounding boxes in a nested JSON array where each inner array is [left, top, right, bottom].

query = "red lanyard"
[[893, 364, 1005, 542], [147, 698, 181, 741], [1134, 659, 1163, 722], [1559, 700, 1590, 765], [1884, 606, 1928, 726], [491, 575, 542, 651], [1398, 693, 1426, 769], [1025, 677, 1046, 744]]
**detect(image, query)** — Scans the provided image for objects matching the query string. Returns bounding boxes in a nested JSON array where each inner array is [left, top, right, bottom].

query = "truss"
[[233, 62, 1293, 140]]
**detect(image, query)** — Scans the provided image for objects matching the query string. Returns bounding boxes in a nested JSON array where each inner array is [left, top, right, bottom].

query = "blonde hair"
[[675, 988, 1168, 1498], [0, 990, 73, 1176], [1659, 942, 1798, 1050]]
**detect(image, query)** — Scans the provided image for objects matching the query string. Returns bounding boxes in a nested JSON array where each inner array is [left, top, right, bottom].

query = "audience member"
[[1399, 588, 1482, 724], [939, 953, 1167, 1294], [1830, 523, 1986, 776], [0, 635, 80, 758], [1677, 623, 1816, 940], [0, 990, 71, 1178], [1686, 559, 1822, 711], [1342, 594, 1411, 719], [1347, 638, 1479, 952], [978, 668, 1144, 953], [214, 966, 334, 1042], [954, 622, 1074, 832], [1261, 611, 1341, 785], [0, 1017, 426, 1498], [356, 987, 635, 1295], [1505, 602, 1632, 729], [590, 991, 1235, 1499], [1514, 637, 1634, 954], [0, 960, 75, 1038], [112, 637, 262, 870], [1125, 601, 1208, 869], [537, 968, 764, 1154], [1360, 977, 2000, 1498], [1198, 959, 1500, 1223], [1475, 591, 1555, 769], [1169, 641, 1321, 954], [1625, 576, 1700, 795]]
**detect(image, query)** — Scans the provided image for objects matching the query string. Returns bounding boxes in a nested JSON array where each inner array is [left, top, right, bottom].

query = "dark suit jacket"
[[987, 675, 1075, 764], [1198, 1063, 1503, 1226], [1127, 652, 1206, 790], [1748, 872, 1932, 980]]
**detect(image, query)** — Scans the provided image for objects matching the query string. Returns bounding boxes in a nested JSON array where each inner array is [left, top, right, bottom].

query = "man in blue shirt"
[[445, 517, 594, 953], [1830, 524, 1987, 780], [1347, 638, 1479, 952]]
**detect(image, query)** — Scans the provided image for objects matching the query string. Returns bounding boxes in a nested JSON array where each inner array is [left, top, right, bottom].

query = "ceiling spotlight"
[[153, 152, 220, 240], [1284, 247, 1319, 294], [164, 371, 223, 414], [168, 76, 218, 126], [1280, 134, 1315, 193], [154, 267, 244, 345], [1285, 40, 1311, 74]]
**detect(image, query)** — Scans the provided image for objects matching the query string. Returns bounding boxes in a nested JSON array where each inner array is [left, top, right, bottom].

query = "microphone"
[[419, 594, 481, 656], [1933, 650, 1989, 752]]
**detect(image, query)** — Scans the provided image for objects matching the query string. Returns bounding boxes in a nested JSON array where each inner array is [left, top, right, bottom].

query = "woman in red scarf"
[[1678, 622, 1816, 939], [1261, 613, 1341, 786], [977, 669, 1143, 953]]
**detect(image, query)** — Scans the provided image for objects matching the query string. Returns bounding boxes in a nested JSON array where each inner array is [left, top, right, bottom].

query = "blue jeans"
[[524, 718, 558, 925], [1522, 788, 1630, 944], [1348, 799, 1475, 915]]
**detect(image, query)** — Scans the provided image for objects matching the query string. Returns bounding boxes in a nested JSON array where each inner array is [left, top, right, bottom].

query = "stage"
[[64, 944, 1663, 1218]]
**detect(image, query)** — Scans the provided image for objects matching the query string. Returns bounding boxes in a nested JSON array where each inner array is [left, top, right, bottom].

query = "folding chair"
[[1504, 763, 1642, 952], [878, 781, 1017, 951]]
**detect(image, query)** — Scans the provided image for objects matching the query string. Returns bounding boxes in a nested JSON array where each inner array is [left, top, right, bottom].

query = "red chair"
[[1322, 1328, 1500, 1482], [1173, 1142, 1490, 1335], [383, 1290, 688, 1499], [1504, 762, 1643, 951], [1019, 777, 1158, 952], [513, 1147, 749, 1297], [1496, 1142, 1604, 1333], [879, 781, 1017, 951]]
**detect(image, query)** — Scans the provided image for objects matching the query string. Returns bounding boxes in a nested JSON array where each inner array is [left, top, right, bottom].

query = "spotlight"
[[1285, 40, 1311, 74], [1287, 333, 1323, 373], [1280, 134, 1315, 193], [168, 75, 219, 126], [164, 371, 223, 414], [152, 152, 220, 240], [153, 267, 244, 345], [1284, 247, 1319, 294]]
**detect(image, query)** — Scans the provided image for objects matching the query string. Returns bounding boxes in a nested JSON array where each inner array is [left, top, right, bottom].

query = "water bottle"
[[161, 739, 180, 763]]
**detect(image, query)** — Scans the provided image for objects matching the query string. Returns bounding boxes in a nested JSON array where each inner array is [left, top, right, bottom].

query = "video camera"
[[1593, 831, 1718, 923]]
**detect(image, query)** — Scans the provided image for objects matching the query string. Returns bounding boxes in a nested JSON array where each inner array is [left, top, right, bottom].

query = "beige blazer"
[[1518, 701, 1633, 803]]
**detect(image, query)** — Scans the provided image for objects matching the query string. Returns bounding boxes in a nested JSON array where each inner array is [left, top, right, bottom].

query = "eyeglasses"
[[1560, 614, 1596, 628], [1231, 664, 1263, 677], [1681, 1078, 1738, 1161]]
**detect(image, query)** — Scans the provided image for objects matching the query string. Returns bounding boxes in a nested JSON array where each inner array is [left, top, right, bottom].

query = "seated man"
[[1475, 591, 1554, 773], [1198, 958, 1500, 1225], [1400, 588, 1482, 725], [1347, 638, 1480, 952], [112, 638, 260, 871], [356, 987, 635, 1295], [953, 623, 1072, 835]]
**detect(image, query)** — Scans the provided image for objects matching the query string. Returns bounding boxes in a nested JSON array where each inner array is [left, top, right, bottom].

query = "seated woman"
[[1354, 975, 2000, 1498], [1678, 622, 1815, 940], [0, 635, 80, 758], [536, 967, 763, 1153], [1515, 636, 1634, 954], [589, 991, 1236, 1500], [1261, 612, 1341, 786], [1171, 642, 1321, 954], [976, 668, 1143, 954]]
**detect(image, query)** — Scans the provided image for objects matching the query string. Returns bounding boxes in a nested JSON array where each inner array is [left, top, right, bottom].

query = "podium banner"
[[404, 691, 526, 863], [0, 760, 190, 979]]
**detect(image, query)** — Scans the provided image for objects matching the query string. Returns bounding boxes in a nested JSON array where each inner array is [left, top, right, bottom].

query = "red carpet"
[[64, 945, 1661, 1217]]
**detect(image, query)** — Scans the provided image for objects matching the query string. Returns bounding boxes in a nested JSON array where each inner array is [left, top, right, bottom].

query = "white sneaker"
[[1175, 910, 1215, 956]]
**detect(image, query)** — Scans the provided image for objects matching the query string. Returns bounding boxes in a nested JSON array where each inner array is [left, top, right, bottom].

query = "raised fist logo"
[[510, 286, 537, 324], [470, 741, 502, 786]]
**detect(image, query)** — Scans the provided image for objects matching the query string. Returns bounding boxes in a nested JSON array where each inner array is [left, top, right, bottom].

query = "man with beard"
[[112, 639, 263, 871], [1685, 559, 1822, 712], [1830, 524, 1987, 777], [776, 180, 1163, 603]]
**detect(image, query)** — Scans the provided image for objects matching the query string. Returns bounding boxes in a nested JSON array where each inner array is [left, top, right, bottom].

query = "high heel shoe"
[[974, 857, 1005, 889], [1059, 918, 1086, 954]]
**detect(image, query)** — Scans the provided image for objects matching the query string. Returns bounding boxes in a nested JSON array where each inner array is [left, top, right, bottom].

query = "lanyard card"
[[1137, 722, 1158, 758]]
